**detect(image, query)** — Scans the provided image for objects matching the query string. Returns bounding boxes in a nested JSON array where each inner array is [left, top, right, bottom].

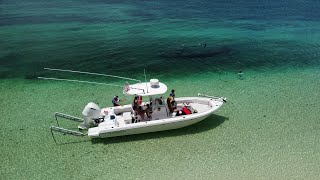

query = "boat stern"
[[87, 127, 100, 138]]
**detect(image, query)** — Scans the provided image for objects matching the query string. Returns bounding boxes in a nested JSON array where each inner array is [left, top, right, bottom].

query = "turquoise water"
[[1, 0, 320, 179]]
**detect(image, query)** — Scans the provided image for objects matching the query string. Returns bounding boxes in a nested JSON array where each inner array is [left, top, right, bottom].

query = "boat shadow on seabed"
[[91, 114, 228, 144]]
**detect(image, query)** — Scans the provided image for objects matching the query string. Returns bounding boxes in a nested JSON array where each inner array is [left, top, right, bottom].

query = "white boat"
[[40, 68, 227, 142]]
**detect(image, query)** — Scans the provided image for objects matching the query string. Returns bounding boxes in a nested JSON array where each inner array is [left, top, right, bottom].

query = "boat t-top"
[[39, 68, 227, 143]]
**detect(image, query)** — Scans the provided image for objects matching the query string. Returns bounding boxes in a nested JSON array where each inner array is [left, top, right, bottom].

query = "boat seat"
[[152, 106, 168, 120], [123, 112, 132, 124], [116, 117, 125, 126], [114, 105, 133, 114]]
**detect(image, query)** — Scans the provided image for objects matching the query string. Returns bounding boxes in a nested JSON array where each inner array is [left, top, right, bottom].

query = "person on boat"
[[155, 96, 163, 105], [169, 89, 177, 107], [136, 106, 146, 121], [132, 96, 139, 110], [112, 96, 123, 106], [154, 97, 164, 111], [132, 96, 143, 122], [170, 89, 175, 98], [144, 104, 152, 119], [167, 96, 178, 113]]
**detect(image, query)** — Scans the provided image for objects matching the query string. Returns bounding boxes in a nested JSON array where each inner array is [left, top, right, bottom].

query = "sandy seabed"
[[1, 66, 320, 179]]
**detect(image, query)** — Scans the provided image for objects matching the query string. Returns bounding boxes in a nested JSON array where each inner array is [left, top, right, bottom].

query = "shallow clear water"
[[1, 0, 320, 179]]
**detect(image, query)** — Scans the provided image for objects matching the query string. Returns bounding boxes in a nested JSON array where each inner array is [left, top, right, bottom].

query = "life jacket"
[[138, 96, 143, 105], [182, 107, 192, 115]]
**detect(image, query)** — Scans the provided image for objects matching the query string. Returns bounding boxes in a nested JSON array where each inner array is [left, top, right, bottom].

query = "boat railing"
[[198, 93, 227, 103]]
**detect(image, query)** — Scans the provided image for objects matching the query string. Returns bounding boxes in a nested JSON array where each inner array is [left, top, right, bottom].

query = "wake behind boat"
[[40, 68, 227, 142]]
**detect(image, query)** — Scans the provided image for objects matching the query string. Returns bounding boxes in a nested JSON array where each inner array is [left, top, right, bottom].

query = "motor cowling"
[[78, 102, 101, 130], [82, 102, 101, 118]]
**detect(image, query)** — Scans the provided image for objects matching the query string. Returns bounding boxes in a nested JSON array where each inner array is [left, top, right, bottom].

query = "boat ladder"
[[51, 112, 85, 144], [50, 126, 86, 144], [54, 112, 84, 126]]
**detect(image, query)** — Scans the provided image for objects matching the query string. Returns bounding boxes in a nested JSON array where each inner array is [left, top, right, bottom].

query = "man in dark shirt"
[[170, 89, 175, 98], [112, 96, 121, 106]]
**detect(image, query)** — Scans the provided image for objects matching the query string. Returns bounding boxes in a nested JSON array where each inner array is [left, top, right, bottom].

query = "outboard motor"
[[78, 102, 101, 130]]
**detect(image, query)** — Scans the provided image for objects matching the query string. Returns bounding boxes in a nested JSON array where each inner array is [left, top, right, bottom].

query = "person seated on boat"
[[155, 97, 163, 105], [136, 106, 145, 121], [169, 95, 177, 107], [134, 105, 153, 121], [132, 96, 144, 121], [155, 97, 163, 111], [144, 104, 152, 119], [112, 95, 123, 106], [167, 96, 178, 113], [132, 96, 139, 110]]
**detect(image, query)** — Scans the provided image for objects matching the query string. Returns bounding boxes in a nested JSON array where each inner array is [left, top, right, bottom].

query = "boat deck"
[[95, 97, 225, 132], [87, 97, 225, 138], [108, 101, 217, 127]]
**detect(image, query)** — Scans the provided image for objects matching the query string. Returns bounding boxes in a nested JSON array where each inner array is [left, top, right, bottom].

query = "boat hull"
[[89, 114, 210, 138], [87, 96, 225, 138]]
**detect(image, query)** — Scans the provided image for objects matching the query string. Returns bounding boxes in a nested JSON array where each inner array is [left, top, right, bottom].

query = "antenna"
[[38, 77, 124, 87], [44, 68, 141, 82], [144, 68, 149, 93]]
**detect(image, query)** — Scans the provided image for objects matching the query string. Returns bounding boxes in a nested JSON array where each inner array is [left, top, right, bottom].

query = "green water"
[[1, 68, 320, 179]]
